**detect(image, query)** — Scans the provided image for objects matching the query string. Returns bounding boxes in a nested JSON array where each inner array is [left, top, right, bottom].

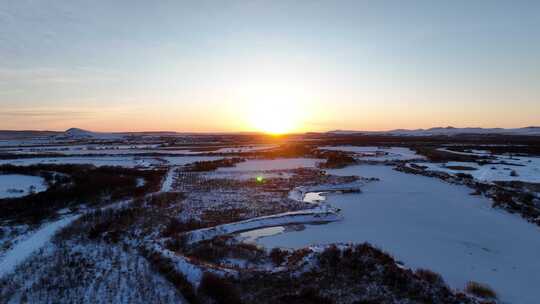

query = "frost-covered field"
[[161, 156, 222, 166], [0, 242, 186, 303], [0, 215, 79, 278], [319, 146, 425, 161], [0, 174, 47, 198], [0, 156, 162, 168], [414, 148, 540, 183], [205, 171, 293, 181], [416, 160, 540, 183], [0, 143, 277, 156], [0, 155, 224, 168], [211, 144, 277, 153], [217, 158, 322, 171], [0, 144, 161, 155], [258, 165, 540, 304]]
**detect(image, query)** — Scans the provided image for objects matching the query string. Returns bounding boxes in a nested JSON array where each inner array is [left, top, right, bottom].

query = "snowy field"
[[0, 215, 79, 278], [0, 156, 223, 168], [211, 144, 277, 153], [320, 146, 425, 161], [0, 144, 161, 154], [0, 156, 163, 168], [0, 174, 47, 199], [258, 165, 540, 304], [161, 156, 222, 165], [204, 171, 293, 181], [217, 158, 322, 171], [436, 147, 492, 156], [0, 144, 277, 156], [413, 150, 540, 183], [416, 160, 540, 183]]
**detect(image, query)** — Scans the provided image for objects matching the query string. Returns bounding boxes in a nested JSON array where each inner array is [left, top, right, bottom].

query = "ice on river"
[[258, 165, 540, 304], [0, 174, 47, 199]]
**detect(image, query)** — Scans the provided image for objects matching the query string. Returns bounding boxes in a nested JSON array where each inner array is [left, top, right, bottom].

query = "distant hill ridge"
[[328, 126, 540, 136], [1, 126, 540, 140]]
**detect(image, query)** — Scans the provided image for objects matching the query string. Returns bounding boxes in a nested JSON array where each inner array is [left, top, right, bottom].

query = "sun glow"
[[246, 96, 302, 134]]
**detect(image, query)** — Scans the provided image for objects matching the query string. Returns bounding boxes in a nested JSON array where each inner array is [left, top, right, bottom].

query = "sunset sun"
[[246, 97, 302, 134]]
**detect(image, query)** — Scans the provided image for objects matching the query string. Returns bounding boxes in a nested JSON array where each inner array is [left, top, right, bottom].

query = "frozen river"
[[258, 165, 540, 304], [0, 174, 47, 198]]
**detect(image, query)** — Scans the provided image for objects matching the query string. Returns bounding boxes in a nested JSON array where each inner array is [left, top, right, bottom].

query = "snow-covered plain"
[[0, 156, 162, 168], [417, 160, 540, 183], [0, 174, 47, 198], [217, 158, 322, 171], [204, 171, 293, 181], [0, 155, 223, 168], [320, 146, 425, 161], [0, 215, 80, 278], [258, 165, 540, 304], [414, 150, 540, 183], [161, 156, 222, 166], [0, 144, 277, 156], [211, 144, 277, 153]]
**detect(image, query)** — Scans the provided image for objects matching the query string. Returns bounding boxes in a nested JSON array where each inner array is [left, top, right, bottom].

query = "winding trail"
[[0, 215, 80, 278]]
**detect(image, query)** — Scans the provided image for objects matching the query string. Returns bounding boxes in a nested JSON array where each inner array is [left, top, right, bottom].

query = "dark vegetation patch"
[[162, 218, 207, 239], [445, 165, 477, 171], [201, 208, 247, 226], [140, 247, 200, 304], [275, 288, 333, 304], [269, 247, 288, 266], [198, 272, 243, 304], [465, 281, 497, 299], [56, 192, 185, 245], [186, 158, 245, 172], [145, 191, 185, 208], [185, 236, 265, 265], [454, 172, 474, 179], [56, 205, 145, 244], [0, 164, 165, 224], [256, 144, 314, 158], [253, 142, 357, 169], [316, 150, 357, 169], [235, 244, 477, 304], [494, 180, 540, 193], [415, 268, 445, 285], [162, 218, 208, 252]]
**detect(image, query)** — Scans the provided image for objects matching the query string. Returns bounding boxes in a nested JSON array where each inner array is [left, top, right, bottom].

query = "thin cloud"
[[0, 110, 93, 118], [0, 67, 121, 85]]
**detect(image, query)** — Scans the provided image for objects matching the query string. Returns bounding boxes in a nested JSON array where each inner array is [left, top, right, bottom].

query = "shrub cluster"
[[318, 151, 356, 169], [0, 164, 164, 224], [465, 281, 497, 299], [141, 248, 200, 304], [198, 272, 242, 304], [186, 158, 245, 172]]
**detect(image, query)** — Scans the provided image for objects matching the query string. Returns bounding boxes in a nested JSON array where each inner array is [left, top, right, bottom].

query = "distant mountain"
[[0, 128, 264, 141], [328, 126, 540, 136], [58, 128, 125, 140]]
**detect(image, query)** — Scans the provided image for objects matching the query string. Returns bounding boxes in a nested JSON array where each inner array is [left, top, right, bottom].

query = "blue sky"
[[1, 0, 539, 131]]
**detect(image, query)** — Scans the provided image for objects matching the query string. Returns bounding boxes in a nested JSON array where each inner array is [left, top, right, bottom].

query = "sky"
[[1, 0, 539, 133]]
